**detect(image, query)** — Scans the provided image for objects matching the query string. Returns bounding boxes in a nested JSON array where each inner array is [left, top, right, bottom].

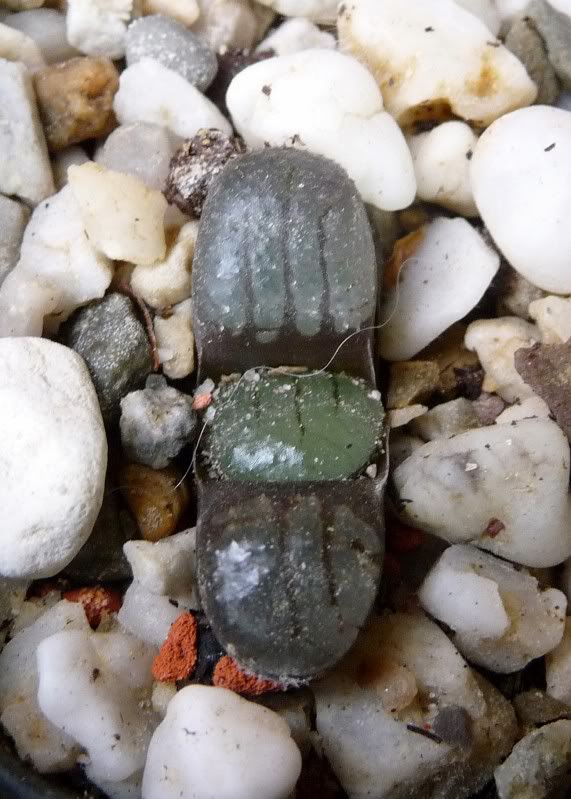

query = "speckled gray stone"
[[125, 15, 218, 92], [120, 375, 197, 469], [61, 292, 152, 424], [0, 194, 29, 287], [524, 0, 571, 91]]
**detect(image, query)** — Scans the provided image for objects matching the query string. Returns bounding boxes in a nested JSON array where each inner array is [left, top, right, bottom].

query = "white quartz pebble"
[[338, 0, 536, 128], [142, 685, 302, 799], [379, 218, 500, 361], [227, 49, 416, 212], [114, 59, 231, 141], [131, 222, 197, 308], [0, 339, 107, 578], [0, 21, 45, 69], [154, 298, 195, 379], [118, 581, 185, 646], [0, 600, 88, 772], [143, 0, 198, 25], [546, 619, 571, 704], [124, 529, 198, 609], [96, 122, 181, 192], [419, 545, 567, 673], [0, 59, 54, 206], [37, 629, 157, 782], [0, 185, 112, 336], [408, 122, 478, 216], [315, 612, 516, 799], [454, 0, 501, 34], [66, 0, 135, 59], [494, 395, 551, 424], [0, 193, 29, 287], [254, 0, 336, 23], [465, 317, 540, 402], [471, 106, 571, 293], [495, 0, 533, 25], [257, 16, 335, 55], [3, 9, 78, 63], [393, 417, 571, 567], [68, 162, 167, 266], [529, 295, 571, 344]]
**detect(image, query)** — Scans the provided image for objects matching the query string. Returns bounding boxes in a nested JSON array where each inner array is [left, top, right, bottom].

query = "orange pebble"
[[212, 656, 282, 696], [152, 613, 198, 682], [192, 392, 212, 410], [63, 586, 122, 628]]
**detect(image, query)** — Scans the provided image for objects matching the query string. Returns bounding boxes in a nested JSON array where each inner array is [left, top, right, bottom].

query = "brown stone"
[[119, 463, 189, 542], [515, 340, 571, 441], [386, 360, 440, 409], [34, 56, 119, 152], [419, 323, 483, 400]]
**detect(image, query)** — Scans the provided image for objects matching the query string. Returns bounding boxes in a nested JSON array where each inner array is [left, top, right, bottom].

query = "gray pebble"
[[505, 16, 560, 105], [125, 15, 218, 92], [120, 375, 197, 469], [62, 292, 152, 424], [0, 194, 29, 288], [524, 0, 571, 91]]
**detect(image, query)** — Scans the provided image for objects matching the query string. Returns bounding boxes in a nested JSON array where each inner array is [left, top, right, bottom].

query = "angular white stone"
[[387, 405, 427, 428], [257, 16, 335, 55], [379, 218, 500, 361], [419, 545, 567, 673], [0, 339, 107, 578], [338, 0, 536, 127], [142, 0, 199, 25], [465, 317, 540, 402], [131, 222, 197, 309], [114, 59, 231, 140], [68, 162, 167, 266], [393, 417, 571, 567], [546, 619, 571, 704], [0, 59, 54, 206], [314, 613, 514, 799], [495, 0, 532, 24], [123, 529, 198, 609], [142, 685, 302, 799], [37, 628, 157, 782], [408, 122, 478, 216], [0, 21, 45, 69], [154, 298, 195, 379], [0, 599, 87, 772], [96, 122, 181, 192], [118, 581, 185, 646], [494, 395, 551, 424], [0, 185, 113, 336], [410, 397, 480, 441], [0, 193, 29, 287], [254, 0, 336, 23], [471, 106, 571, 293], [66, 0, 134, 59], [3, 9, 78, 64], [529, 295, 571, 344], [227, 49, 416, 212]]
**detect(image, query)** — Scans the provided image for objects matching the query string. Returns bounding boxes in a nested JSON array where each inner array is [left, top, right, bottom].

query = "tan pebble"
[[34, 56, 118, 152], [387, 360, 440, 409], [119, 463, 189, 542]]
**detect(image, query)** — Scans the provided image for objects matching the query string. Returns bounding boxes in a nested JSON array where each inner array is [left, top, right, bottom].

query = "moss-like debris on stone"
[[203, 371, 385, 482]]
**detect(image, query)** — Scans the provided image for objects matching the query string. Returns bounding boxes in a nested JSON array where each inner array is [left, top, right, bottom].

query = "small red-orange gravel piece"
[[152, 613, 198, 682], [63, 586, 122, 629], [212, 655, 282, 696]]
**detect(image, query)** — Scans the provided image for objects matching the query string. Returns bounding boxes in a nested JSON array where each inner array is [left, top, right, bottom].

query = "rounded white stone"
[[338, 0, 536, 127], [66, 0, 135, 59], [408, 121, 478, 216], [454, 0, 501, 34], [379, 218, 500, 361], [114, 58, 232, 141], [0, 338, 107, 578], [254, 0, 336, 22], [142, 685, 302, 799], [529, 295, 571, 343], [227, 49, 416, 211], [3, 9, 78, 64], [471, 106, 571, 293]]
